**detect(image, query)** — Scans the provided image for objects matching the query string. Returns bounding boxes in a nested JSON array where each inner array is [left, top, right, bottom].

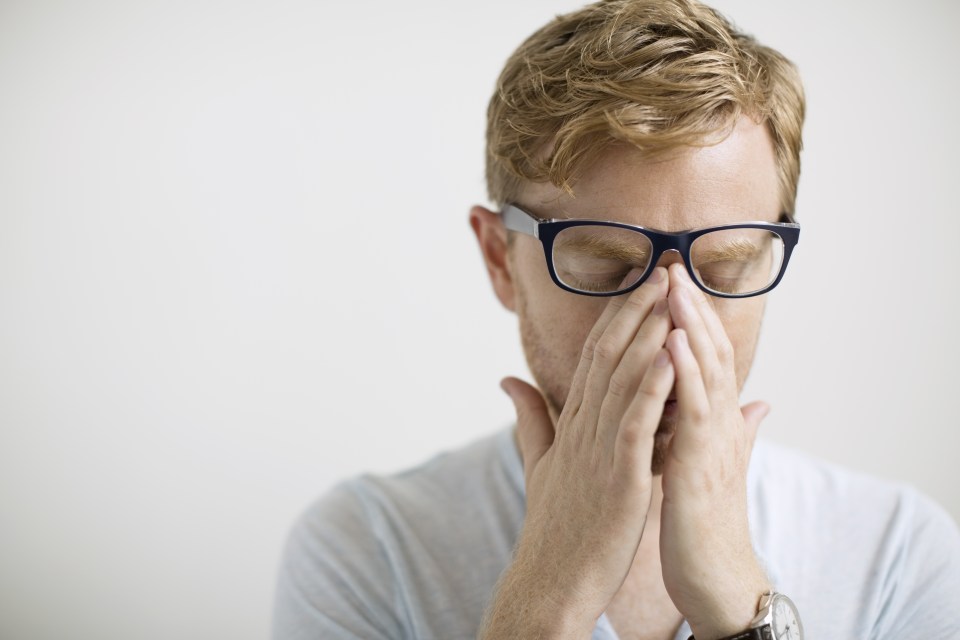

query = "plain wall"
[[1, 0, 958, 638]]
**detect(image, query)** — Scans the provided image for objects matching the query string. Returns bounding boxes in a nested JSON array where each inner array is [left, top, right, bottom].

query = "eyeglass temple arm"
[[500, 204, 540, 238]]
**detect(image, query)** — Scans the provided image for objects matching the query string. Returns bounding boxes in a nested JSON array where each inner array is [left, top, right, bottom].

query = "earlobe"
[[469, 205, 517, 312]]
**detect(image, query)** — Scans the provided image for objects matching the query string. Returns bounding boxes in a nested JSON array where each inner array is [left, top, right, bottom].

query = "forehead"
[[519, 116, 781, 232]]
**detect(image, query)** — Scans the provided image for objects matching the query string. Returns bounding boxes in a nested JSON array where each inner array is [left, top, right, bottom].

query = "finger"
[[668, 264, 723, 387], [596, 295, 673, 451], [578, 267, 669, 440], [739, 400, 770, 457], [501, 377, 554, 486], [613, 348, 675, 472], [681, 265, 738, 372], [564, 266, 658, 415], [665, 328, 712, 462]]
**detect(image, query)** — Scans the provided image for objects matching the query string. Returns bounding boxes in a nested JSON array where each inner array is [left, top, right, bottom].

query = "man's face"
[[478, 117, 781, 462]]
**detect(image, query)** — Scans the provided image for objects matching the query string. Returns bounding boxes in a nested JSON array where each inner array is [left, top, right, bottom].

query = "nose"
[[654, 249, 684, 270]]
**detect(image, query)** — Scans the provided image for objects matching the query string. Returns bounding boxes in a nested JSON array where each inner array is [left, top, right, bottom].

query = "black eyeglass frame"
[[500, 203, 800, 299]]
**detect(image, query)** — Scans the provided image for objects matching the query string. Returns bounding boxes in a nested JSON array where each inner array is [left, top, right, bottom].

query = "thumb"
[[501, 376, 555, 480], [740, 400, 771, 452]]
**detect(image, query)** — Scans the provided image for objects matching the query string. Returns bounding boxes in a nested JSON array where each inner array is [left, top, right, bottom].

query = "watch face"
[[770, 595, 803, 640]]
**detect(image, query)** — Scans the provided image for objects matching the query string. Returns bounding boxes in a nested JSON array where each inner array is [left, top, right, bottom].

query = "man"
[[273, 1, 960, 638]]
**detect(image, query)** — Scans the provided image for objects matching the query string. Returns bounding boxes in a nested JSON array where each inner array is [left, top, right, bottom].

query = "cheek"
[[513, 235, 606, 321], [512, 240, 607, 410], [534, 294, 601, 354], [520, 285, 603, 382]]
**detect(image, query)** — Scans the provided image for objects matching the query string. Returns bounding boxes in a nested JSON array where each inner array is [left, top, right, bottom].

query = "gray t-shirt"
[[272, 427, 960, 639]]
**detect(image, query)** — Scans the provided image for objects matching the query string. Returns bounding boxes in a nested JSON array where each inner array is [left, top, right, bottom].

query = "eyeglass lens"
[[551, 225, 785, 296]]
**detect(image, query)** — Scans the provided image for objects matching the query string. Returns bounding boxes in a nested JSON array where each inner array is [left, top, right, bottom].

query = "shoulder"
[[328, 427, 525, 550], [273, 427, 525, 639], [299, 425, 520, 515], [286, 426, 524, 566], [748, 439, 955, 531], [748, 439, 959, 555], [356, 425, 524, 517], [748, 440, 960, 638]]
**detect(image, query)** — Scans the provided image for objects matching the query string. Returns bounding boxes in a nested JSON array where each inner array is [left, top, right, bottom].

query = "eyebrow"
[[555, 233, 652, 263], [695, 237, 767, 263]]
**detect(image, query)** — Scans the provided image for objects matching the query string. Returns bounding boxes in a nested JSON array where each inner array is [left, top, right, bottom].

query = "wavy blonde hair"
[[486, 0, 805, 213]]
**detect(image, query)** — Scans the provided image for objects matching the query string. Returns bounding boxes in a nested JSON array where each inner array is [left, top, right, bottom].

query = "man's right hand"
[[480, 266, 674, 638]]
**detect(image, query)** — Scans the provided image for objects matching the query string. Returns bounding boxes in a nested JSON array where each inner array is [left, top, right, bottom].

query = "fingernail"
[[654, 349, 670, 368], [653, 298, 669, 315]]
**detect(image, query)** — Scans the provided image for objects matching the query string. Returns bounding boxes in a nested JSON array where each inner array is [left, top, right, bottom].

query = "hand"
[[660, 263, 771, 639], [481, 267, 674, 637]]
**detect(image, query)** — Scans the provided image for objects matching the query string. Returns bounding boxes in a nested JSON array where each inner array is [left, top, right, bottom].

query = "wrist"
[[688, 591, 804, 640], [684, 568, 771, 640], [480, 554, 598, 639]]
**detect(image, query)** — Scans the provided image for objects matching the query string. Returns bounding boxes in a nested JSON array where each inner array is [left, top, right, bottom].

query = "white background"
[[1, 0, 958, 638]]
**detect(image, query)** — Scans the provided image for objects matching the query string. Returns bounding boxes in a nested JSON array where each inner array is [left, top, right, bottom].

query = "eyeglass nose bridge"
[[649, 247, 686, 271], [642, 233, 697, 282]]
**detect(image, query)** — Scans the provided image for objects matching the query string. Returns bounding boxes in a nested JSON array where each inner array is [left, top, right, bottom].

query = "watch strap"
[[688, 625, 773, 640]]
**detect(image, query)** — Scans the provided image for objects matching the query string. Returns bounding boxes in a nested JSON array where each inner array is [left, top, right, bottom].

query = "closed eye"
[[553, 234, 651, 264]]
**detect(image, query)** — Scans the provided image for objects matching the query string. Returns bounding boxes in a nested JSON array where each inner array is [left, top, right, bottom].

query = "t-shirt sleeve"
[[871, 489, 960, 639], [271, 479, 403, 640]]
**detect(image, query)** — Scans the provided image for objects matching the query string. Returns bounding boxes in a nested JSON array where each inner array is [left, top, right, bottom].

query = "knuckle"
[[623, 289, 653, 312], [632, 323, 651, 345], [581, 329, 603, 359], [682, 354, 703, 378], [633, 321, 664, 350], [701, 365, 721, 388], [617, 424, 643, 449], [686, 403, 710, 422], [592, 338, 616, 363], [606, 371, 631, 399], [716, 339, 735, 365], [635, 381, 663, 404], [581, 337, 597, 362], [557, 400, 581, 427]]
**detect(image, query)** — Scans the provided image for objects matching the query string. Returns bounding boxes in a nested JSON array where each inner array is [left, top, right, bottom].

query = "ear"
[[469, 205, 517, 312]]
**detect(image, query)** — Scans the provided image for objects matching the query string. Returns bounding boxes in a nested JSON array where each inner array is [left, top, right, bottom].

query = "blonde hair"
[[485, 0, 805, 212]]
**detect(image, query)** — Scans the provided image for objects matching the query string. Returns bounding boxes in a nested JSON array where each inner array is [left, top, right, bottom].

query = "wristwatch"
[[689, 592, 803, 640]]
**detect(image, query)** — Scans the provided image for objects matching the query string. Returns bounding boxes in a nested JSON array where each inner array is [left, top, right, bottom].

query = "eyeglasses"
[[501, 203, 800, 298]]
